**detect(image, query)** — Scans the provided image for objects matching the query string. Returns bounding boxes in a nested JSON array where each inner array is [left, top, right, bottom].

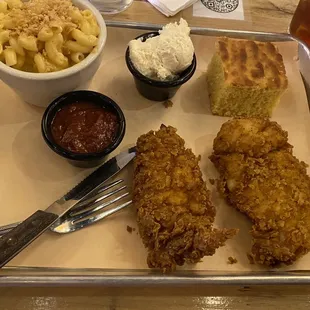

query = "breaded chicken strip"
[[134, 125, 237, 272], [213, 118, 291, 157], [210, 119, 310, 266]]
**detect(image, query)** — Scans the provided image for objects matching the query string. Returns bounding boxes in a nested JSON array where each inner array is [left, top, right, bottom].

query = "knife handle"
[[0, 210, 58, 268]]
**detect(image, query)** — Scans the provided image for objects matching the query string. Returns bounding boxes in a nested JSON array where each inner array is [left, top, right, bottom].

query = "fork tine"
[[52, 200, 132, 233], [0, 179, 131, 236], [76, 179, 124, 209], [72, 185, 127, 215], [71, 185, 128, 215], [91, 179, 124, 196], [70, 192, 130, 221]]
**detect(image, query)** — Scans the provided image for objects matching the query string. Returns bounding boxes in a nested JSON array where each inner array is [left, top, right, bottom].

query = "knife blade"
[[0, 147, 136, 268]]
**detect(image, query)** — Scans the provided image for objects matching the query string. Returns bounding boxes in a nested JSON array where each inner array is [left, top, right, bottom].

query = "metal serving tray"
[[1, 21, 310, 288]]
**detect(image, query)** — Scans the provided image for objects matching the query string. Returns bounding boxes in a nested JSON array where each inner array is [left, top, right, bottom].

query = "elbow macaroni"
[[45, 33, 68, 68], [6, 0, 22, 9], [70, 51, 84, 63], [71, 29, 98, 47], [9, 37, 25, 55], [3, 46, 16, 66], [13, 53, 24, 69], [17, 34, 38, 52], [49, 21, 63, 35], [34, 53, 46, 73], [0, 1, 7, 13], [37, 27, 54, 42], [64, 40, 93, 54], [0, 0, 100, 72]]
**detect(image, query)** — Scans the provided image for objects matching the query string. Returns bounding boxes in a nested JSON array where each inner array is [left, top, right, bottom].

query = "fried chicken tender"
[[213, 118, 291, 157], [210, 118, 310, 266], [134, 125, 237, 272]]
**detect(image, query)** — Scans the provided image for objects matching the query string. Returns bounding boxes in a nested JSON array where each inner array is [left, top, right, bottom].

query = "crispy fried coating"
[[134, 125, 237, 272], [210, 118, 310, 266], [213, 118, 291, 157]]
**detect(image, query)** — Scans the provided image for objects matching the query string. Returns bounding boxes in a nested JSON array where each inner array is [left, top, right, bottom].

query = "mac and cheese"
[[0, 0, 100, 73]]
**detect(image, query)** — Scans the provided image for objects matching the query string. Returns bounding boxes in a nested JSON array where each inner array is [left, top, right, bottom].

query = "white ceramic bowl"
[[0, 0, 107, 107]]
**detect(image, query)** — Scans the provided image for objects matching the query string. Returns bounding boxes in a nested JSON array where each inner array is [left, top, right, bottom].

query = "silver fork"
[[0, 179, 132, 236]]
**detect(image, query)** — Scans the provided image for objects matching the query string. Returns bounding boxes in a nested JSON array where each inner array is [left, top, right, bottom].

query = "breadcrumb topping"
[[7, 0, 74, 36], [228, 256, 238, 264], [163, 100, 173, 108]]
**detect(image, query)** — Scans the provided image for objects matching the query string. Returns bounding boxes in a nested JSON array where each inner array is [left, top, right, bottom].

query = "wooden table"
[[2, 0, 310, 309], [107, 0, 299, 33]]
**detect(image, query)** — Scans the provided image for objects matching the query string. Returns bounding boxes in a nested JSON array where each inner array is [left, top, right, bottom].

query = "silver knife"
[[0, 147, 136, 268]]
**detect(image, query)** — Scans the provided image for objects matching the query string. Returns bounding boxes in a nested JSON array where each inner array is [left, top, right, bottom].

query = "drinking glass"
[[290, 0, 310, 47], [89, 0, 134, 14]]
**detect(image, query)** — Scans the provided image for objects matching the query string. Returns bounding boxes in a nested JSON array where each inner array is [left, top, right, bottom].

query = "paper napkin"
[[193, 0, 244, 21], [148, 0, 198, 17]]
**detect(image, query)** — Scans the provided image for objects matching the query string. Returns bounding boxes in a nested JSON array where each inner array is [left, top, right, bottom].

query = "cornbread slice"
[[206, 37, 288, 117]]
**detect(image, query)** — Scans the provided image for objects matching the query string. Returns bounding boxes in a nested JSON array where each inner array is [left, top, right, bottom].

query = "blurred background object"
[[290, 0, 310, 47], [147, 0, 198, 17], [90, 0, 134, 14], [289, 0, 310, 105], [269, 0, 298, 14]]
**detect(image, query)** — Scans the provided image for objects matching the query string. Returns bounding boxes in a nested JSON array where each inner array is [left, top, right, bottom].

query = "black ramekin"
[[125, 32, 197, 102], [41, 90, 126, 168]]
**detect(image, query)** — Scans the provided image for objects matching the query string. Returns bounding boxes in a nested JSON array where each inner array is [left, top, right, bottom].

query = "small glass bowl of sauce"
[[42, 91, 126, 168]]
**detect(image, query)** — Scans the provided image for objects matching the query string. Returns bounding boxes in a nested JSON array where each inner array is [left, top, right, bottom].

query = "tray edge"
[[2, 24, 310, 287]]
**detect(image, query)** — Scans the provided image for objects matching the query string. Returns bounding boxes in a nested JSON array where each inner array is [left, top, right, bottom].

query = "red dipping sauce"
[[51, 102, 119, 154]]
